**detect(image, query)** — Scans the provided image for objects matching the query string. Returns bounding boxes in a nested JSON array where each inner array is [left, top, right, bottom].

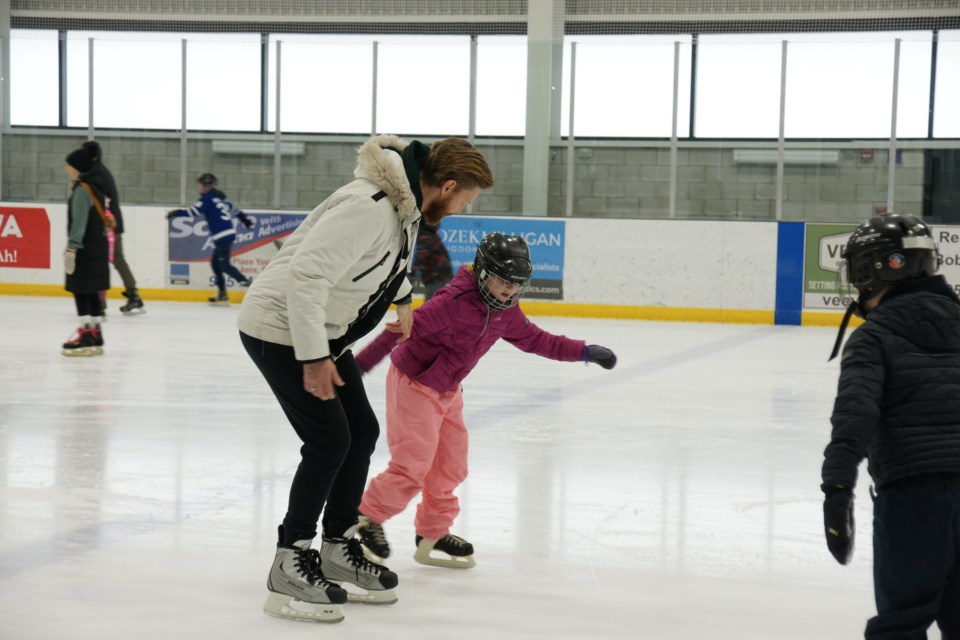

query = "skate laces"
[[293, 548, 330, 587], [442, 534, 469, 550], [360, 521, 388, 549], [343, 538, 384, 575]]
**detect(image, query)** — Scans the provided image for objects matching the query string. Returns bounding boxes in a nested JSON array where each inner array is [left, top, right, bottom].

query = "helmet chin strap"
[[828, 290, 872, 361], [828, 303, 857, 362]]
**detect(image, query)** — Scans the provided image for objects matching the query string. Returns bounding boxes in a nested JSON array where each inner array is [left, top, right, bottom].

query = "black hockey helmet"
[[829, 213, 939, 361], [839, 213, 938, 299], [197, 172, 218, 187], [473, 233, 533, 310]]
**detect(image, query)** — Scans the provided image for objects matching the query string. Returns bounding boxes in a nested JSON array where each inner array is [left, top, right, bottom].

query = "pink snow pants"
[[359, 364, 468, 540]]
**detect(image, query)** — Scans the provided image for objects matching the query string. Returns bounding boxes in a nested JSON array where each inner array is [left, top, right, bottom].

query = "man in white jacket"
[[238, 136, 493, 622]]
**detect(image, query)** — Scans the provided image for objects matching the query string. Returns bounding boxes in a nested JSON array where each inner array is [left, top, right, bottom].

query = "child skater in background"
[[355, 233, 617, 568], [167, 172, 254, 305]]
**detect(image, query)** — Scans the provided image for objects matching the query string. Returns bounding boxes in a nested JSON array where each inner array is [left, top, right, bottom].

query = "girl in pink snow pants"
[[356, 233, 617, 568]]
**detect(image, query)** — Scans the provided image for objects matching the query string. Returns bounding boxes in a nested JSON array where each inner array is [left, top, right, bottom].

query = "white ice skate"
[[321, 525, 399, 604], [263, 539, 347, 623], [414, 533, 476, 569]]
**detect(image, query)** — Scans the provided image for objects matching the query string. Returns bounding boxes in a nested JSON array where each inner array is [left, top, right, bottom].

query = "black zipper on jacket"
[[329, 227, 412, 358], [352, 251, 391, 282]]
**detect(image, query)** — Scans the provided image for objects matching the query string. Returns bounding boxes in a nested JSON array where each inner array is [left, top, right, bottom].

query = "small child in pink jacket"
[[355, 233, 617, 569]]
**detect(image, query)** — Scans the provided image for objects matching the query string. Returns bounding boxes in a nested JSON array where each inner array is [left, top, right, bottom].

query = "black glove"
[[822, 484, 855, 565], [583, 345, 617, 370], [166, 210, 179, 220], [241, 217, 254, 229]]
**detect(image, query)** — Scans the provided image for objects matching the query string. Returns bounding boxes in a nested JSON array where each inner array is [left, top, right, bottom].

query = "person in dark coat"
[[411, 221, 453, 300], [61, 147, 112, 356], [82, 141, 145, 315], [822, 213, 960, 639]]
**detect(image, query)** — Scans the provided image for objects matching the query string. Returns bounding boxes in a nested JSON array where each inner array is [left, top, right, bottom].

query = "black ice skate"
[[356, 514, 391, 561], [321, 525, 399, 604], [89, 327, 104, 354], [61, 327, 103, 357], [264, 538, 347, 624], [208, 291, 230, 306], [119, 289, 146, 315], [414, 533, 476, 569]]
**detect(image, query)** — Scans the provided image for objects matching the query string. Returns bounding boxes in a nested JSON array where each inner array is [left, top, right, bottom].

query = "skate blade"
[[414, 547, 476, 569], [61, 347, 99, 357], [262, 592, 344, 623], [120, 308, 146, 315], [332, 582, 398, 605], [208, 301, 230, 307]]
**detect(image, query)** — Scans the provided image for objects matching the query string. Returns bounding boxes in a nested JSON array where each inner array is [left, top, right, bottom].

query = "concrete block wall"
[[547, 146, 924, 221], [1, 133, 924, 221], [1, 134, 530, 215]]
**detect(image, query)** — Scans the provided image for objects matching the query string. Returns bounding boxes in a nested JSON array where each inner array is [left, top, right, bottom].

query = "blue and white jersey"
[[171, 189, 250, 244]]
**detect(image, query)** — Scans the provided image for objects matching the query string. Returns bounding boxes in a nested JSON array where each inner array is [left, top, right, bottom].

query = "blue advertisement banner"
[[167, 211, 567, 300], [167, 212, 307, 288], [437, 216, 565, 300], [168, 212, 306, 262]]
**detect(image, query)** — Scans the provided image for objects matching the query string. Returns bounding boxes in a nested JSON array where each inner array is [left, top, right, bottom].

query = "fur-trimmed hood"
[[354, 135, 418, 221]]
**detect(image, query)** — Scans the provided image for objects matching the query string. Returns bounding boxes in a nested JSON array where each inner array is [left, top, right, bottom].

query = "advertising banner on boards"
[[929, 226, 960, 298], [167, 212, 306, 288], [0, 207, 51, 269], [436, 216, 566, 300], [803, 223, 857, 311], [168, 212, 569, 300]]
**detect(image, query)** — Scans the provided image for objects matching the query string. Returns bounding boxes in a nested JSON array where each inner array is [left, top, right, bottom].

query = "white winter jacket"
[[237, 135, 420, 361]]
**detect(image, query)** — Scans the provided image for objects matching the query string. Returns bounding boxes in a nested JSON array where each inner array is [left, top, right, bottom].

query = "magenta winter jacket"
[[381, 266, 585, 392]]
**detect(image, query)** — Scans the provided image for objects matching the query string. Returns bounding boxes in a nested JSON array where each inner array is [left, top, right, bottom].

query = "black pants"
[[211, 240, 247, 292], [73, 292, 103, 317], [240, 332, 380, 545], [867, 474, 960, 639]]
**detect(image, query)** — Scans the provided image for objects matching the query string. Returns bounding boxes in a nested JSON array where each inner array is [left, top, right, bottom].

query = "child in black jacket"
[[822, 213, 960, 639]]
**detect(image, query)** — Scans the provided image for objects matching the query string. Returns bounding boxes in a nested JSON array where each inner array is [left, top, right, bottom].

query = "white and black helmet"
[[473, 233, 533, 310], [839, 213, 939, 303], [830, 213, 940, 361]]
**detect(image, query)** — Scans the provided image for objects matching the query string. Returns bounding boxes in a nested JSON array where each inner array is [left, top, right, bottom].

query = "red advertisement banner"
[[0, 207, 51, 269]]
